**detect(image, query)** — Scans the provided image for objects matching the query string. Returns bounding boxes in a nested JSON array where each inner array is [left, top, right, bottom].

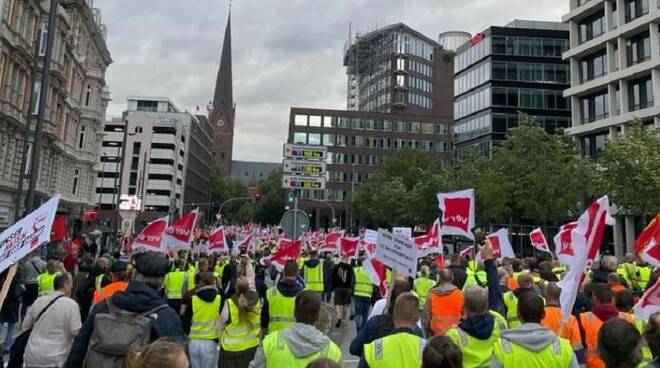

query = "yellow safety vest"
[[364, 332, 424, 368], [638, 266, 651, 290], [297, 257, 308, 270], [214, 263, 225, 278], [447, 322, 501, 368], [262, 330, 341, 367], [95, 274, 106, 291], [490, 310, 508, 331], [493, 336, 574, 368], [503, 292, 520, 328], [303, 263, 323, 292], [37, 273, 58, 296], [221, 298, 261, 352], [189, 294, 221, 340], [413, 277, 436, 309], [266, 287, 296, 334], [354, 267, 373, 298], [635, 319, 653, 365], [463, 271, 488, 290], [187, 266, 197, 291], [617, 263, 641, 289], [164, 270, 187, 299]]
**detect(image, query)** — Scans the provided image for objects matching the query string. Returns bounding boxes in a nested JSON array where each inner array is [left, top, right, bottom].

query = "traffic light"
[[288, 191, 295, 204]]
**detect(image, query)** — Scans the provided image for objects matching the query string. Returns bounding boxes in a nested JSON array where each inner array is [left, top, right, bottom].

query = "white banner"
[[392, 227, 412, 240], [0, 195, 60, 275], [375, 229, 418, 278]]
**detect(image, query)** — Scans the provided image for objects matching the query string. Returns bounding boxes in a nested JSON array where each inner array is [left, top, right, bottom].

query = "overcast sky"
[[96, 0, 568, 163]]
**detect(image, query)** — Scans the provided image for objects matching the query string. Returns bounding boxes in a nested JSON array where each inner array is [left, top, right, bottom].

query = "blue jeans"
[[0, 321, 15, 352], [189, 339, 218, 368], [354, 296, 371, 332]]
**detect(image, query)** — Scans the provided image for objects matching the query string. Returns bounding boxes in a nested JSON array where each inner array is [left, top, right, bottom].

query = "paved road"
[[327, 310, 360, 368]]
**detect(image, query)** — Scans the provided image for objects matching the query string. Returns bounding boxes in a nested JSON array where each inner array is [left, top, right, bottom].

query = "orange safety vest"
[[610, 284, 626, 293], [428, 288, 464, 336], [507, 277, 518, 291], [93, 281, 129, 305], [541, 306, 582, 350], [580, 311, 634, 368]]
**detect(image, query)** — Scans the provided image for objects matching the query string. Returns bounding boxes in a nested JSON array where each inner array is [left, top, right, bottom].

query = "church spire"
[[212, 11, 234, 130]]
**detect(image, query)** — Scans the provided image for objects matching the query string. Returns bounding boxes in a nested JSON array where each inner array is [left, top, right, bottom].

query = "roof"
[[353, 23, 442, 49]]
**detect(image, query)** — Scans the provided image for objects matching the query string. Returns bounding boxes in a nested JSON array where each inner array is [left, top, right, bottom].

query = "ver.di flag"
[[634, 213, 660, 267], [437, 189, 475, 240], [162, 209, 198, 250], [633, 278, 660, 321], [529, 228, 551, 253], [132, 215, 169, 252], [414, 218, 442, 257], [556, 196, 614, 322], [486, 228, 515, 260], [0, 194, 60, 275], [339, 237, 359, 259], [207, 227, 227, 255]]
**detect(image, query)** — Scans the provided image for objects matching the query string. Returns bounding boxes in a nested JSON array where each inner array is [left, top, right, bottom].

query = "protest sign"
[[375, 229, 418, 278]]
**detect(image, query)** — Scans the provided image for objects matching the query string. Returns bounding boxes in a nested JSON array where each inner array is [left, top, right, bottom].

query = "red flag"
[[133, 215, 169, 252], [459, 246, 474, 259], [319, 231, 342, 253], [437, 189, 475, 240], [162, 209, 198, 250], [266, 240, 302, 270], [82, 210, 98, 222], [51, 215, 66, 241], [486, 228, 515, 260], [414, 218, 442, 256], [634, 213, 660, 267], [339, 237, 359, 259], [529, 227, 551, 253], [64, 237, 82, 255], [435, 255, 446, 268], [363, 255, 387, 296], [633, 278, 660, 320], [208, 227, 227, 255]]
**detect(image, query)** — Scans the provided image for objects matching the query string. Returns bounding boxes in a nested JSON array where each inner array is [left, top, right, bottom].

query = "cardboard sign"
[[392, 227, 412, 240], [375, 229, 418, 278]]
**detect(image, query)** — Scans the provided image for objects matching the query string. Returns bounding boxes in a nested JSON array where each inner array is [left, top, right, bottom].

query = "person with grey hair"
[[446, 286, 502, 368], [65, 252, 185, 367], [593, 255, 618, 284]]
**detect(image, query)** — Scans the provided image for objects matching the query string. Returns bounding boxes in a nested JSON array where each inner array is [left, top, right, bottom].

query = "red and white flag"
[[319, 230, 342, 253], [437, 189, 475, 240], [263, 240, 302, 271], [133, 215, 169, 253], [529, 228, 551, 253], [363, 255, 387, 296], [459, 245, 474, 259], [207, 227, 227, 255], [162, 209, 198, 250], [556, 196, 614, 322], [486, 228, 515, 260], [633, 278, 660, 320], [236, 231, 256, 252], [634, 213, 660, 267], [414, 218, 442, 257], [339, 237, 359, 259]]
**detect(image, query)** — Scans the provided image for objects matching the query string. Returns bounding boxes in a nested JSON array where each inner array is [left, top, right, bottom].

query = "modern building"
[[96, 97, 212, 226], [344, 23, 455, 118], [453, 20, 571, 159], [231, 160, 279, 188], [438, 31, 472, 52], [0, 0, 111, 228], [288, 107, 452, 228], [209, 14, 235, 178], [562, 0, 660, 256]]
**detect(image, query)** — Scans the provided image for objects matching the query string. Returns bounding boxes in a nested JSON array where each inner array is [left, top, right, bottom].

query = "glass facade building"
[[453, 21, 572, 159]]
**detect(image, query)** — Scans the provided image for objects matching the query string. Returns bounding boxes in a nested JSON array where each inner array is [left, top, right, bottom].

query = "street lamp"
[[111, 125, 136, 248]]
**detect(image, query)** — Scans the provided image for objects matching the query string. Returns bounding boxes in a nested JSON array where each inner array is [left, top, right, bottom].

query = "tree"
[[209, 166, 249, 224], [253, 169, 287, 226], [596, 120, 660, 218]]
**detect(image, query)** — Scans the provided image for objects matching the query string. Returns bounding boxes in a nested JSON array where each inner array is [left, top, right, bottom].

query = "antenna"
[[348, 22, 352, 45], [229, 0, 232, 11]]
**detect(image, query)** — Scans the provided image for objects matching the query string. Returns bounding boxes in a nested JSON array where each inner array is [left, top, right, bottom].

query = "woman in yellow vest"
[[414, 265, 437, 311], [219, 276, 261, 368], [185, 272, 221, 368]]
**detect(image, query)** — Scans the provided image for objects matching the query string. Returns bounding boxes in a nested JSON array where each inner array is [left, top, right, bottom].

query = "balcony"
[[152, 133, 176, 145], [150, 148, 175, 160], [147, 180, 173, 191], [103, 131, 124, 142], [149, 164, 174, 176], [96, 177, 117, 188], [145, 195, 171, 207]]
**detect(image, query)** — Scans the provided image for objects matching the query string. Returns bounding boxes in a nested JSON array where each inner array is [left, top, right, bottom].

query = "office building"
[[96, 97, 213, 225], [563, 0, 660, 255], [453, 20, 571, 159], [0, 0, 111, 228], [231, 160, 279, 188]]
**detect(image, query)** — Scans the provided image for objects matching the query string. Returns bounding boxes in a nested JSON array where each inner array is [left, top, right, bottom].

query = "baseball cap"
[[133, 252, 170, 278]]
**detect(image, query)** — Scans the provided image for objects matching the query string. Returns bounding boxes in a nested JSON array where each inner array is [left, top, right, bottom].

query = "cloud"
[[95, 0, 568, 162]]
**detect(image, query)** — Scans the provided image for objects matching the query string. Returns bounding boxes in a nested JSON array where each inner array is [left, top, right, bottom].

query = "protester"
[[614, 288, 636, 313], [540, 283, 584, 363], [353, 258, 374, 332], [262, 260, 304, 335], [322, 253, 334, 303], [21, 251, 47, 316], [249, 290, 341, 367], [427, 268, 464, 336], [123, 339, 189, 368], [219, 276, 261, 368], [608, 273, 627, 293], [447, 253, 467, 290], [598, 319, 643, 368], [491, 293, 578, 368], [23, 273, 81, 368], [331, 256, 354, 328], [0, 268, 25, 355], [644, 312, 660, 368], [617, 253, 642, 291], [93, 257, 111, 292], [306, 357, 341, 368], [359, 292, 426, 368], [302, 251, 324, 293], [163, 259, 189, 313], [422, 335, 463, 368], [592, 256, 618, 284], [65, 252, 185, 367], [414, 265, 436, 311], [92, 260, 128, 305], [502, 273, 537, 329], [36, 258, 62, 296], [180, 271, 221, 368]]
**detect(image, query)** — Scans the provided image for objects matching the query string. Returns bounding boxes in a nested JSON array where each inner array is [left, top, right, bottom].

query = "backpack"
[[83, 298, 168, 368]]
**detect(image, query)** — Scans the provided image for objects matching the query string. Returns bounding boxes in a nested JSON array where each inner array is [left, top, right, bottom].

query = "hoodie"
[[260, 279, 304, 329], [249, 323, 338, 368], [181, 285, 220, 335], [65, 282, 185, 368], [490, 323, 579, 368], [459, 313, 495, 340]]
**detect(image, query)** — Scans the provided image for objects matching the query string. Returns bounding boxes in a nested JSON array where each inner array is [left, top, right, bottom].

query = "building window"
[[133, 142, 141, 155], [322, 134, 335, 146], [294, 115, 307, 126], [308, 133, 321, 145], [136, 100, 158, 112], [78, 125, 86, 149], [580, 90, 609, 123], [625, 0, 649, 22], [293, 132, 307, 144], [581, 133, 608, 159], [580, 50, 608, 82], [85, 84, 91, 106], [435, 123, 447, 135], [309, 115, 321, 127], [322, 116, 335, 127], [626, 31, 650, 66], [72, 169, 79, 195], [628, 76, 653, 111], [579, 11, 605, 43]]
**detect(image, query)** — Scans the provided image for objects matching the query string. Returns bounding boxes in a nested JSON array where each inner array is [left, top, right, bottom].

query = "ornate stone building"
[[0, 0, 111, 228]]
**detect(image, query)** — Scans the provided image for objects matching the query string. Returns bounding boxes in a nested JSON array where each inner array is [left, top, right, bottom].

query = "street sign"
[[280, 209, 310, 240], [282, 174, 326, 190], [375, 229, 419, 278], [283, 144, 327, 160], [283, 159, 326, 176]]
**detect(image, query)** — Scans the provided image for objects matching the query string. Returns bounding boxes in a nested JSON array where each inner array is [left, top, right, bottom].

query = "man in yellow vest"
[[261, 260, 304, 336], [447, 286, 502, 368], [249, 290, 341, 367], [93, 257, 111, 292], [185, 271, 221, 368], [361, 292, 426, 368], [491, 293, 578, 368], [353, 259, 374, 332], [164, 259, 189, 313], [302, 251, 324, 292], [36, 259, 62, 296], [413, 265, 436, 311], [617, 253, 642, 291], [637, 260, 652, 291], [502, 273, 538, 328]]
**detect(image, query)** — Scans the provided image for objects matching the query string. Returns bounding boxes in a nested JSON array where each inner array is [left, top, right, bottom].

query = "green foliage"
[[209, 166, 249, 223], [596, 120, 660, 217], [253, 169, 286, 225]]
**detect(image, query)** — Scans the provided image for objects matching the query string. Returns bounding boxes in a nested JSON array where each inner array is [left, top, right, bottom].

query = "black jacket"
[[447, 264, 468, 290], [64, 282, 185, 368]]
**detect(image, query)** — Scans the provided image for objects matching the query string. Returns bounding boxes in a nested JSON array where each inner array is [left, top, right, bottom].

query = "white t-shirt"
[[23, 292, 82, 367], [367, 297, 424, 329]]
